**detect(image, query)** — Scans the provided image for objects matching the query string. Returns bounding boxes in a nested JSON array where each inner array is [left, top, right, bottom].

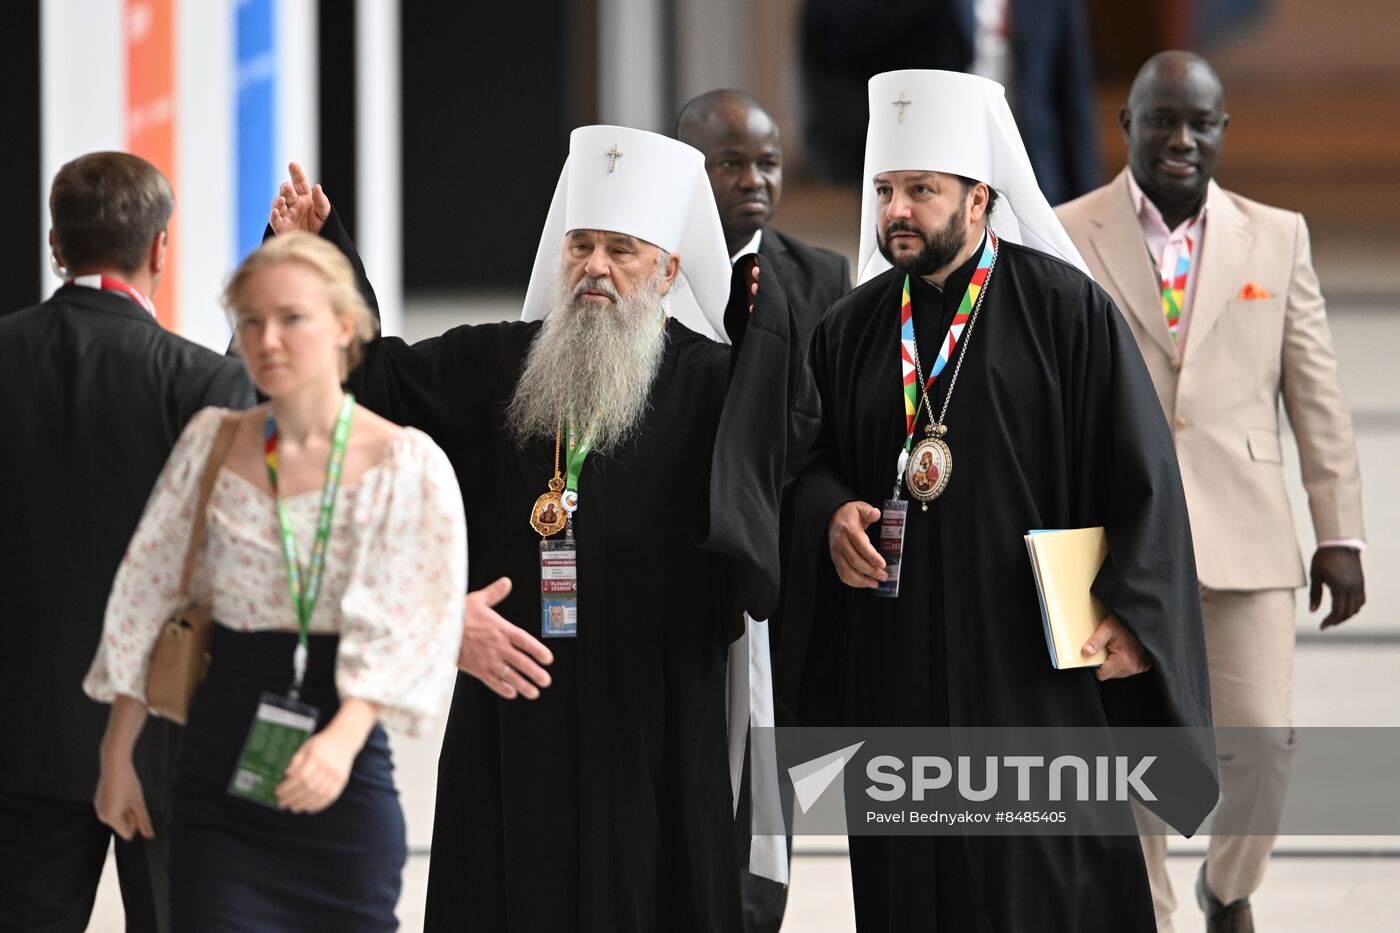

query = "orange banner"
[[125, 0, 177, 331]]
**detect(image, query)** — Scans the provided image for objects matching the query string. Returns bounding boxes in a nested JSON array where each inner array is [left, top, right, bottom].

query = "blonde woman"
[[85, 232, 466, 931]]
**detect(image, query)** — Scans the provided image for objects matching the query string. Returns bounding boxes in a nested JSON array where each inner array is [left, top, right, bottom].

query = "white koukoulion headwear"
[[857, 69, 1090, 284], [520, 125, 732, 343]]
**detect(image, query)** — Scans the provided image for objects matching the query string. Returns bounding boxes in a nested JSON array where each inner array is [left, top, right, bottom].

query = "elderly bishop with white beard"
[[267, 127, 817, 933]]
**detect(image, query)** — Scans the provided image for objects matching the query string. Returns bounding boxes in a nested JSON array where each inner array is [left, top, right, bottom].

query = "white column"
[[39, 0, 125, 295], [674, 0, 751, 104], [598, 0, 666, 132], [177, 0, 234, 351], [356, 0, 402, 336], [277, 0, 319, 181]]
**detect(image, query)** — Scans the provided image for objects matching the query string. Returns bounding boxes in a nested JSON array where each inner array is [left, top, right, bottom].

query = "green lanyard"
[[564, 420, 593, 493], [264, 392, 355, 697], [557, 418, 593, 527]]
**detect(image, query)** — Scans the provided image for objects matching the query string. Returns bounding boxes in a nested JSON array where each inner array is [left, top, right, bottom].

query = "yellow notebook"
[[1024, 527, 1109, 669]]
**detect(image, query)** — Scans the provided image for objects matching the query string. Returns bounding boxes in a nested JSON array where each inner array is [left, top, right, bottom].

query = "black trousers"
[[0, 793, 168, 933]]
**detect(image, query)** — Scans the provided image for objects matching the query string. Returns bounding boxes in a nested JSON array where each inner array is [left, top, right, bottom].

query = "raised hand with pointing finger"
[[269, 161, 331, 236]]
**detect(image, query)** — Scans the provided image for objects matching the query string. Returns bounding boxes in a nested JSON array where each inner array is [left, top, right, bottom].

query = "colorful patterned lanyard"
[[264, 392, 355, 697], [898, 231, 997, 457], [1156, 217, 1200, 343]]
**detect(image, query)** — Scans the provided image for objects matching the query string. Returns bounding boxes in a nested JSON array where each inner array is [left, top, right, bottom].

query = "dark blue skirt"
[[169, 626, 406, 932]]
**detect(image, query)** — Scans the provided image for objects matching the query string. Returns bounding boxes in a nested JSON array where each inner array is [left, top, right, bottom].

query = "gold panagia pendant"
[[905, 435, 952, 507], [531, 476, 568, 537]]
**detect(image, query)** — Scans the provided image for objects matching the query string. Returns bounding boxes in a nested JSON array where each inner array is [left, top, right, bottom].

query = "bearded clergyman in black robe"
[[779, 70, 1218, 932], [268, 127, 817, 932]]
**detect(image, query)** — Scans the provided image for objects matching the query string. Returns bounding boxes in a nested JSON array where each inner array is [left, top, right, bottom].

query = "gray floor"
[[90, 288, 1399, 930]]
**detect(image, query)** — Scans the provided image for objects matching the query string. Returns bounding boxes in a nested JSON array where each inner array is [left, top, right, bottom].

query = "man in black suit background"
[[0, 152, 252, 932], [678, 89, 850, 350], [679, 89, 850, 933]]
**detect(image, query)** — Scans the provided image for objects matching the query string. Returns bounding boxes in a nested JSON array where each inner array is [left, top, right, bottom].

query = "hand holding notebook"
[[1025, 527, 1151, 678]]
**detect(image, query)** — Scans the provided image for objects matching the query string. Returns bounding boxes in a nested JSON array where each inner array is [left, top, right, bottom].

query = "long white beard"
[[506, 267, 670, 456]]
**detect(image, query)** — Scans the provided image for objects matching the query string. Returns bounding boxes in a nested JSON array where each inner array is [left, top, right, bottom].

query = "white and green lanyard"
[[264, 393, 354, 699]]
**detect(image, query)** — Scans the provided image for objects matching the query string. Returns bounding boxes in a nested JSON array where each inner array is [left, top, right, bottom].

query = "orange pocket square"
[[1238, 282, 1271, 299]]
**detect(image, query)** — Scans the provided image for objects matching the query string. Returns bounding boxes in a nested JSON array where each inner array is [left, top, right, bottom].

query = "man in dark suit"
[[678, 89, 850, 350], [678, 88, 850, 933], [0, 152, 252, 932]]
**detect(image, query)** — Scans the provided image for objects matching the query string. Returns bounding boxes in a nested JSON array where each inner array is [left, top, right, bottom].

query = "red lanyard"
[[68, 274, 157, 318]]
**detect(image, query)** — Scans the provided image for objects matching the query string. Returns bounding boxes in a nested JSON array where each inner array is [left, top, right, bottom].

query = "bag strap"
[[174, 415, 242, 604]]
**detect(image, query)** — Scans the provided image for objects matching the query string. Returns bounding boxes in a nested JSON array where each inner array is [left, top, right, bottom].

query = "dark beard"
[[877, 209, 968, 278]]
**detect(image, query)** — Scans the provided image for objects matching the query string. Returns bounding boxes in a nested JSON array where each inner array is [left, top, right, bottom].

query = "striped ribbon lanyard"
[[893, 231, 997, 494]]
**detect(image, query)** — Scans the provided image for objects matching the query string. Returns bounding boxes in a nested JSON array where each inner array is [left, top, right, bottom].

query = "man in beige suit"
[[1057, 51, 1366, 933]]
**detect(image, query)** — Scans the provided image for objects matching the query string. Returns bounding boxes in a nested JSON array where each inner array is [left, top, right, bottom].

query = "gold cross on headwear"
[[606, 144, 624, 173], [893, 91, 911, 123]]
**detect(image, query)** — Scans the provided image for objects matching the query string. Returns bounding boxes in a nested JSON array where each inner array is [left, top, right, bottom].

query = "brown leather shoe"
[[1196, 864, 1254, 933]]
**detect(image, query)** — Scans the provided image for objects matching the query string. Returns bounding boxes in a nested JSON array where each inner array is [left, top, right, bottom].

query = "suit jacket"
[[758, 226, 850, 351], [1057, 169, 1365, 589], [0, 285, 252, 803]]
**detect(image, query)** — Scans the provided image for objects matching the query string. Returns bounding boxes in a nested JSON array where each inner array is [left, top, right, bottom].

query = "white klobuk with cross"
[[520, 125, 731, 342], [855, 69, 1091, 284]]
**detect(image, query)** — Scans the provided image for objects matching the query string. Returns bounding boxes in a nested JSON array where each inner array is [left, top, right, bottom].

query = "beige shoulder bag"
[[144, 414, 241, 723]]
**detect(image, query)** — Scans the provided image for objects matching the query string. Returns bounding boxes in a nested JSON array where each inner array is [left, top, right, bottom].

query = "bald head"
[[1128, 51, 1226, 112], [677, 89, 783, 254], [677, 89, 778, 148], [1121, 51, 1229, 229]]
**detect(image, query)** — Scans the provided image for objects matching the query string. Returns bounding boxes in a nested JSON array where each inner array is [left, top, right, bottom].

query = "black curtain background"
[[1, 0, 42, 313], [400, 0, 588, 291]]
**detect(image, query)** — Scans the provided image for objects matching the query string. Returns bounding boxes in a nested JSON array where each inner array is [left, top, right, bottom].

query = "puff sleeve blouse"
[[85, 407, 467, 736]]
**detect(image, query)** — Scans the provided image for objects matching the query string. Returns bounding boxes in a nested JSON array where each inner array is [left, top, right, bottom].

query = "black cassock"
[[781, 237, 1218, 933], [319, 214, 818, 932]]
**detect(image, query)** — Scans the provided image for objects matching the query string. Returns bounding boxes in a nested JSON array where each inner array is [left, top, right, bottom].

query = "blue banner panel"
[[237, 0, 277, 260]]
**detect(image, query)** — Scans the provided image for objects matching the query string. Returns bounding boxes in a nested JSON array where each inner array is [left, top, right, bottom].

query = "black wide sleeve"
[[790, 316, 862, 528], [307, 208, 509, 445], [775, 312, 862, 724], [1071, 285, 1219, 835], [704, 256, 821, 621]]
